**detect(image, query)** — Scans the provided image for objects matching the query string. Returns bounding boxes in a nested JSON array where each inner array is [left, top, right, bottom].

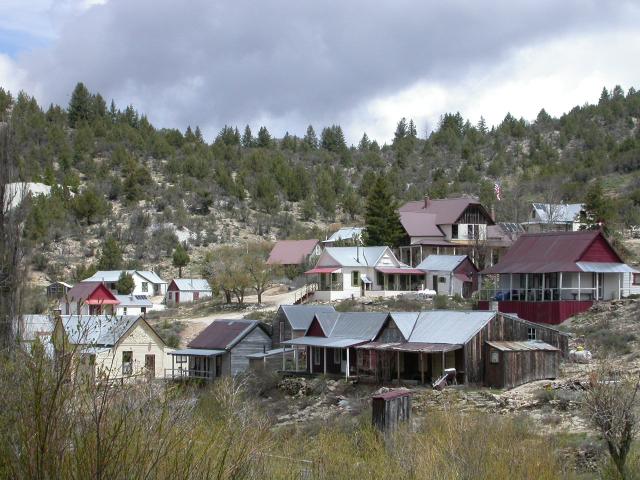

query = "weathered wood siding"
[[229, 327, 272, 375], [372, 391, 412, 432], [485, 348, 560, 389]]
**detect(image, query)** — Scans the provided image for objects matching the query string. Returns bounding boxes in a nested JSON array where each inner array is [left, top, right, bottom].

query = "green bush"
[[434, 294, 449, 309]]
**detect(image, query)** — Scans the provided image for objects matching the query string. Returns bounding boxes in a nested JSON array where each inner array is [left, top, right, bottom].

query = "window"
[[376, 271, 384, 286], [142, 282, 148, 293], [527, 327, 537, 340], [633, 273, 640, 286], [334, 348, 341, 364], [194, 291, 200, 301], [468, 224, 479, 239], [490, 350, 500, 364], [122, 351, 133, 375], [351, 271, 360, 287], [331, 273, 339, 283], [439, 276, 446, 283], [141, 307, 147, 314], [313, 348, 321, 365], [451, 224, 459, 239], [122, 307, 127, 315], [279, 321, 285, 342]]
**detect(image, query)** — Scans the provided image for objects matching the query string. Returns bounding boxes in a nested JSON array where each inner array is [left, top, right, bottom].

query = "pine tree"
[[116, 271, 135, 294], [68, 82, 93, 127], [358, 133, 370, 151], [242, 125, 253, 147], [599, 87, 610, 105], [303, 125, 318, 149], [477, 116, 487, 134], [172, 243, 190, 278], [363, 176, 404, 247], [408, 119, 417, 138], [257, 126, 272, 148], [394, 117, 408, 143], [97, 237, 123, 270]]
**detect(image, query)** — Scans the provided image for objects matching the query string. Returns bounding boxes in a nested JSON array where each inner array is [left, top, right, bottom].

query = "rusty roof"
[[359, 341, 461, 353], [486, 340, 559, 352], [481, 230, 622, 274], [188, 319, 264, 350], [267, 239, 319, 265]]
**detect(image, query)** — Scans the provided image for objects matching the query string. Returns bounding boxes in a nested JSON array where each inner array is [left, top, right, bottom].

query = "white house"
[[114, 294, 154, 316], [83, 270, 168, 297], [166, 279, 213, 305], [53, 314, 170, 381], [416, 254, 479, 298], [522, 203, 585, 233], [305, 246, 425, 301]]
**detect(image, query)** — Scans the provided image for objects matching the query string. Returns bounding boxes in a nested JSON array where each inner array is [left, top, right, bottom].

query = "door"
[[432, 275, 438, 293], [145, 354, 156, 378], [175, 292, 180, 304]]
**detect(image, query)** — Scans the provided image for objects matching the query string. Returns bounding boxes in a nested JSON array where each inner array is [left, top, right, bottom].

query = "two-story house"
[[397, 196, 517, 268]]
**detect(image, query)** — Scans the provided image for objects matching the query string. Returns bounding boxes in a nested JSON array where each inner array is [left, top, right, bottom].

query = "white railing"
[[478, 287, 599, 302]]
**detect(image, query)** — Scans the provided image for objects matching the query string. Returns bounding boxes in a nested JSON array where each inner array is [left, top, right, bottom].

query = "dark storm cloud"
[[18, 0, 639, 138]]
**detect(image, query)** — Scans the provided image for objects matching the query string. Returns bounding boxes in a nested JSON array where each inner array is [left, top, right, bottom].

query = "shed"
[[485, 340, 560, 389], [267, 239, 321, 266], [166, 278, 212, 305], [416, 254, 478, 297]]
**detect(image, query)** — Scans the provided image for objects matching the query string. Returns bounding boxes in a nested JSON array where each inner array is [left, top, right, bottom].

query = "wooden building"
[[60, 282, 120, 315], [485, 341, 560, 389], [416, 254, 478, 297], [271, 304, 336, 348], [478, 230, 638, 324], [46, 281, 72, 299], [167, 319, 270, 380]]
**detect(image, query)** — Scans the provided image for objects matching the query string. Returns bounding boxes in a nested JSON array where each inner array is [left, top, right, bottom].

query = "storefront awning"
[[360, 274, 372, 284], [304, 267, 341, 275], [375, 267, 425, 275], [576, 262, 639, 273]]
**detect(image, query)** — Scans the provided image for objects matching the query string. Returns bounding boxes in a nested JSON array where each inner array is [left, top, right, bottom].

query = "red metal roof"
[[267, 240, 319, 265], [481, 230, 623, 274], [188, 319, 262, 350], [399, 212, 444, 237], [65, 282, 119, 305], [399, 197, 494, 225], [375, 267, 425, 275]]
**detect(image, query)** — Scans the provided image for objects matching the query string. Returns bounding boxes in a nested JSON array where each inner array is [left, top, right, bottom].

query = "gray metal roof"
[[408, 311, 496, 344], [115, 294, 154, 307], [171, 278, 212, 291], [577, 262, 638, 273], [322, 246, 389, 267], [486, 340, 559, 352], [85, 270, 167, 284], [531, 203, 584, 223], [324, 227, 364, 243], [279, 305, 336, 331], [388, 312, 420, 340], [246, 347, 293, 359], [285, 337, 369, 348], [329, 312, 388, 340], [169, 348, 226, 356], [416, 255, 467, 272], [80, 346, 111, 355], [137, 271, 167, 284], [313, 312, 340, 336], [60, 315, 141, 346]]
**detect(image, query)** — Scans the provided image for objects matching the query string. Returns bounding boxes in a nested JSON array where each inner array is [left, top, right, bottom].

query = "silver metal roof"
[[324, 227, 364, 243], [85, 270, 167, 284], [171, 278, 212, 291], [115, 294, 154, 307], [60, 315, 141, 346], [531, 203, 584, 223], [408, 311, 496, 344], [577, 262, 638, 273], [329, 312, 388, 340], [80, 346, 111, 355], [169, 348, 226, 356], [416, 255, 467, 272], [279, 305, 336, 330], [387, 312, 420, 340], [322, 246, 388, 267], [246, 347, 293, 359], [314, 312, 339, 335], [20, 314, 55, 342]]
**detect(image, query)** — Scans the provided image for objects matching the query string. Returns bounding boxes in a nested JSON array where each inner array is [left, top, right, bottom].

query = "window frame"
[[490, 350, 500, 364], [122, 350, 133, 375], [333, 348, 341, 364], [351, 270, 360, 287], [527, 327, 537, 340], [633, 273, 640, 286], [313, 348, 321, 365], [451, 224, 459, 239]]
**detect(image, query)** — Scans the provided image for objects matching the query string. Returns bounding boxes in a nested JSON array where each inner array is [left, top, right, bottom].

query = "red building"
[[61, 282, 120, 315], [477, 230, 637, 324]]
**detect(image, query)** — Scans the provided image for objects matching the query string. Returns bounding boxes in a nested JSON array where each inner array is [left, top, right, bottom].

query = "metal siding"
[[579, 235, 622, 263], [496, 300, 593, 325]]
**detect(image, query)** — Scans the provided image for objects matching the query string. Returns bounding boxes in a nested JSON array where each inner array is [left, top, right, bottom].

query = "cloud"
[[1, 0, 640, 143]]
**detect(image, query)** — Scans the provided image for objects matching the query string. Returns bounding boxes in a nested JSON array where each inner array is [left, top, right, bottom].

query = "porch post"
[[542, 273, 545, 301], [559, 272, 563, 300], [525, 274, 529, 301], [619, 272, 622, 300], [396, 351, 400, 384], [323, 348, 327, 375], [578, 272, 581, 300], [282, 347, 286, 371], [171, 354, 174, 379], [310, 347, 313, 374], [346, 348, 350, 380], [420, 352, 425, 385], [441, 350, 445, 376], [509, 274, 513, 298], [595, 273, 599, 301]]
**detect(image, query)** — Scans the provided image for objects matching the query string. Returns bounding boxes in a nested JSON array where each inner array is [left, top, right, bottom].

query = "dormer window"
[[452, 225, 459, 239]]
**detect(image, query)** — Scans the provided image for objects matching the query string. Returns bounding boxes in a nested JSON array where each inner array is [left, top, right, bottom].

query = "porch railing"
[[318, 281, 343, 291], [477, 287, 600, 302], [164, 368, 215, 381]]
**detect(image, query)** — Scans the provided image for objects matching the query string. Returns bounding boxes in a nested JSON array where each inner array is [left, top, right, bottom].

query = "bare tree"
[[583, 363, 640, 479], [0, 122, 26, 348], [244, 241, 276, 304]]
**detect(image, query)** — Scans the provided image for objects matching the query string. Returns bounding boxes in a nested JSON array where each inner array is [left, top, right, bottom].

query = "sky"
[[1, 0, 640, 144]]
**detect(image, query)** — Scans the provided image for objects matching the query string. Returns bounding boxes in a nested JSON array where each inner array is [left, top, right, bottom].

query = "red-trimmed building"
[[478, 230, 638, 324], [61, 282, 120, 316]]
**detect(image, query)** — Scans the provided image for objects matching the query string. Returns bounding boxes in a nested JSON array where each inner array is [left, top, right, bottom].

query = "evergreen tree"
[[320, 125, 347, 153], [68, 82, 93, 127], [303, 125, 318, 149], [116, 271, 135, 294], [477, 116, 487, 134], [408, 119, 417, 138], [599, 87, 610, 105], [358, 133, 370, 151], [363, 176, 404, 247], [257, 126, 272, 148], [241, 125, 253, 147], [172, 243, 190, 278], [97, 237, 123, 270], [394, 117, 408, 143]]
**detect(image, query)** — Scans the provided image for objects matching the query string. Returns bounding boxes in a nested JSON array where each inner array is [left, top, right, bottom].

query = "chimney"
[[424, 195, 430, 209]]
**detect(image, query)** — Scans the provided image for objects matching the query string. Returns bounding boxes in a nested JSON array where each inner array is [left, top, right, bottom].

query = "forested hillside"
[[2, 83, 640, 281]]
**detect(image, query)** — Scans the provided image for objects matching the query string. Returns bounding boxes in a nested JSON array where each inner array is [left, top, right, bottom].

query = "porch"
[[165, 349, 226, 381]]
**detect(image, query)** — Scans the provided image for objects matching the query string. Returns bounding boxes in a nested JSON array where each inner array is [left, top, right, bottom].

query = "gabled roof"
[[416, 255, 470, 272], [58, 315, 142, 346], [84, 270, 167, 284], [529, 203, 585, 223], [48, 281, 73, 288], [290, 312, 388, 348], [481, 230, 625, 274], [278, 305, 336, 331], [399, 197, 494, 225], [319, 246, 390, 267], [267, 239, 319, 265], [21, 315, 55, 342], [387, 312, 420, 340], [399, 212, 444, 237], [324, 227, 364, 243], [408, 311, 496, 344], [65, 282, 119, 305], [188, 319, 265, 350], [114, 294, 154, 307], [170, 279, 211, 291], [486, 340, 559, 352]]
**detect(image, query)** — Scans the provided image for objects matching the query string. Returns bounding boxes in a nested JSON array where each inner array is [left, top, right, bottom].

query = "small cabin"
[[485, 341, 560, 389]]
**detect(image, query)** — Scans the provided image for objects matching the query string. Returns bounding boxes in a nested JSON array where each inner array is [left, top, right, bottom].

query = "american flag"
[[494, 182, 502, 201]]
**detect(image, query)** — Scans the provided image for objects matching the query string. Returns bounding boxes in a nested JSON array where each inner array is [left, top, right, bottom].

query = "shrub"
[[434, 294, 449, 309]]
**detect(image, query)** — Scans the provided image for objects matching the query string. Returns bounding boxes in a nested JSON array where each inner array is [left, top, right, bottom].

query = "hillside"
[[2, 83, 640, 287]]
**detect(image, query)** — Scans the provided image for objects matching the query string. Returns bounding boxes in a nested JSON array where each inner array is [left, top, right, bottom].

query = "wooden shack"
[[484, 340, 560, 389], [371, 390, 412, 432]]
